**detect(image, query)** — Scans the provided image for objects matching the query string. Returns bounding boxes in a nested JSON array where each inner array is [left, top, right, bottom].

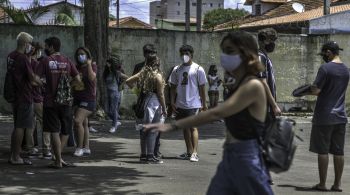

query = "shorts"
[[309, 124, 346, 155], [43, 106, 73, 135], [175, 108, 199, 120], [13, 103, 34, 129], [73, 99, 96, 112]]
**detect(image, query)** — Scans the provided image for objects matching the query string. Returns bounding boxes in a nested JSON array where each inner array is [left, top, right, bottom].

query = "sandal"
[[311, 184, 328, 192], [62, 161, 76, 168], [47, 163, 62, 169], [8, 159, 32, 165], [330, 185, 343, 192]]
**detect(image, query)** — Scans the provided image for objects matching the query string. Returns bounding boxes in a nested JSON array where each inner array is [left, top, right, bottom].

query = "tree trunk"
[[84, 0, 109, 111]]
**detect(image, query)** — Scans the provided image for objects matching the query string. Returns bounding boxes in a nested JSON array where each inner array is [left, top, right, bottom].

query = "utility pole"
[[196, 0, 202, 31], [116, 0, 120, 28], [324, 0, 330, 15], [185, 0, 190, 31]]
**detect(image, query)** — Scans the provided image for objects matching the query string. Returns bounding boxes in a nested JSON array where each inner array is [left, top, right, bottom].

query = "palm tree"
[[54, 3, 77, 25]]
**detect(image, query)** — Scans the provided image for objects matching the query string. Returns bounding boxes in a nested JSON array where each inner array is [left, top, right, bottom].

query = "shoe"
[[89, 127, 98, 133], [190, 153, 199, 162], [154, 152, 163, 159], [43, 152, 52, 160], [140, 154, 147, 163], [83, 148, 91, 155], [27, 150, 40, 159], [117, 121, 122, 126], [147, 156, 163, 164], [109, 127, 116, 133], [177, 152, 191, 160], [73, 148, 84, 157]]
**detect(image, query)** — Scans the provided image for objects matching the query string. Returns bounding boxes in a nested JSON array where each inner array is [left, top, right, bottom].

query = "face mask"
[[183, 55, 190, 64], [36, 51, 42, 59], [220, 53, 242, 72], [25, 44, 32, 54], [265, 42, 275, 53], [78, 54, 87, 64], [147, 54, 157, 62], [322, 54, 330, 63], [44, 49, 51, 56]]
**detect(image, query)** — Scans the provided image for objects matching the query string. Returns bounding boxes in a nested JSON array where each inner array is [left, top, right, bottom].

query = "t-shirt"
[[37, 54, 79, 107], [7, 51, 34, 104], [31, 59, 43, 103], [169, 62, 207, 109], [133, 61, 145, 75], [257, 50, 276, 99], [73, 62, 97, 101], [312, 62, 350, 125], [105, 73, 119, 91], [208, 74, 220, 91]]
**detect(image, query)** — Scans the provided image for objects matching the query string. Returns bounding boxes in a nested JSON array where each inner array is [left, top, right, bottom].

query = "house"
[[155, 17, 197, 31], [215, 0, 350, 33], [109, 17, 155, 29]]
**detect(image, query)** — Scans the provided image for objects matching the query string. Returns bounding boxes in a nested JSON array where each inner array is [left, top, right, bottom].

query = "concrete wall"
[[1, 24, 350, 114], [310, 11, 350, 34]]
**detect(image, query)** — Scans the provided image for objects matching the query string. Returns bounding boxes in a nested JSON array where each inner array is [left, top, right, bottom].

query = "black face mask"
[[44, 49, 51, 56], [322, 54, 330, 63], [265, 42, 275, 53], [146, 54, 157, 63]]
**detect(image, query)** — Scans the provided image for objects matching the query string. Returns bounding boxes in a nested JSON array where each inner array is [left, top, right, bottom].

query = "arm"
[[170, 84, 178, 113], [156, 74, 167, 115], [125, 72, 140, 88], [199, 84, 207, 111], [87, 60, 97, 82], [304, 85, 321, 96], [260, 78, 281, 116]]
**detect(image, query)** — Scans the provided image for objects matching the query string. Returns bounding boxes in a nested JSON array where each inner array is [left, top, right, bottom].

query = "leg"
[[24, 127, 35, 153], [183, 129, 194, 154], [154, 132, 161, 157], [333, 155, 344, 189], [74, 108, 91, 149], [60, 134, 69, 152], [318, 154, 329, 188], [208, 92, 214, 109], [83, 118, 90, 149], [146, 131, 159, 157], [140, 130, 147, 156], [214, 91, 219, 107], [191, 127, 199, 154], [10, 128, 25, 161], [51, 132, 62, 167]]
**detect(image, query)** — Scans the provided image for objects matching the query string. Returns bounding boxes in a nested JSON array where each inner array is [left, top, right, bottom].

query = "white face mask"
[[183, 55, 190, 64], [25, 44, 32, 54], [78, 54, 87, 63], [220, 53, 242, 72], [36, 51, 42, 59]]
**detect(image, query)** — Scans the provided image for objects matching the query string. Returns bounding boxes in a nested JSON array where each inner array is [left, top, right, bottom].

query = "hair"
[[17, 32, 33, 47], [103, 54, 120, 80], [31, 41, 43, 56], [138, 56, 165, 93], [179, 44, 194, 55], [74, 47, 92, 65], [257, 28, 277, 42], [208, 65, 217, 76], [143, 44, 157, 54], [220, 31, 264, 75], [44, 37, 61, 52]]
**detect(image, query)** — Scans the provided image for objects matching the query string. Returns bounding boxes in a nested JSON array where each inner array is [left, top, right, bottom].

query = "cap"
[[319, 41, 343, 55]]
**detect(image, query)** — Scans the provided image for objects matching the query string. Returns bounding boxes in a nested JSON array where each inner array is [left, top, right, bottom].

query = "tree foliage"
[[55, 4, 77, 25], [203, 8, 249, 31]]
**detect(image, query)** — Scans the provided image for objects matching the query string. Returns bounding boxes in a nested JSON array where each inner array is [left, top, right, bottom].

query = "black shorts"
[[13, 103, 34, 129], [73, 99, 96, 112], [43, 106, 73, 135], [175, 108, 199, 120], [309, 124, 346, 155]]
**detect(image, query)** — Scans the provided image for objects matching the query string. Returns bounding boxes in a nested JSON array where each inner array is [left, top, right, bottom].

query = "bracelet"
[[170, 121, 180, 131]]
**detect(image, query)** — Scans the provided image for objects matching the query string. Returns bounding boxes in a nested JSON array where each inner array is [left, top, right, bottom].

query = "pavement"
[[0, 115, 349, 195]]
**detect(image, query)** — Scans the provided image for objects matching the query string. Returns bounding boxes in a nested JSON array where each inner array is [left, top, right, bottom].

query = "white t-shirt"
[[208, 75, 220, 91], [169, 62, 207, 109]]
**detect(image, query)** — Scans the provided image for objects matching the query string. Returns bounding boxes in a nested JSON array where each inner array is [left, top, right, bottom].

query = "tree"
[[54, 4, 77, 25], [203, 8, 249, 31], [84, 0, 109, 110]]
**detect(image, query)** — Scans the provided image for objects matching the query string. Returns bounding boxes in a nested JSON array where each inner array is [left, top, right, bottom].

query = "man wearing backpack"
[[37, 37, 82, 168], [305, 41, 349, 192], [7, 32, 43, 165], [169, 45, 207, 162]]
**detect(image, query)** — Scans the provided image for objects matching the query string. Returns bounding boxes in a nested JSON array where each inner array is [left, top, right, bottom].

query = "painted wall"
[[309, 11, 350, 34]]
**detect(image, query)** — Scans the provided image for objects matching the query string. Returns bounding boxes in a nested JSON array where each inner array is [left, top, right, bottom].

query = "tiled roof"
[[109, 16, 154, 29], [240, 4, 350, 28]]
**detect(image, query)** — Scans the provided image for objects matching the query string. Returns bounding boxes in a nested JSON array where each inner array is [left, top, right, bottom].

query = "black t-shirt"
[[132, 61, 145, 75], [313, 62, 350, 125]]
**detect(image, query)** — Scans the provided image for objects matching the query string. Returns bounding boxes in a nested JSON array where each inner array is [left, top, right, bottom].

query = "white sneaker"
[[117, 121, 122, 126], [89, 127, 98, 133], [73, 148, 84, 157], [109, 127, 116, 133], [190, 153, 199, 162], [83, 148, 91, 155]]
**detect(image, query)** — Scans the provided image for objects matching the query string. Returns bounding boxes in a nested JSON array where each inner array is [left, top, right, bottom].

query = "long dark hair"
[[208, 65, 217, 76], [103, 54, 119, 80]]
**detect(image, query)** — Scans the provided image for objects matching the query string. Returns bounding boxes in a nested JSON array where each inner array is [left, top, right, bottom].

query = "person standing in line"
[[207, 65, 222, 109], [303, 41, 349, 192], [37, 37, 82, 168], [72, 47, 97, 157], [144, 31, 273, 195], [7, 32, 43, 165], [126, 54, 167, 164], [169, 44, 207, 162]]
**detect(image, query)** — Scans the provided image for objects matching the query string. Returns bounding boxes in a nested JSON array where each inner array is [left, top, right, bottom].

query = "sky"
[[10, 0, 252, 23]]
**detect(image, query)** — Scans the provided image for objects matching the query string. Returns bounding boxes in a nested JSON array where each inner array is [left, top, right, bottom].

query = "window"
[[255, 4, 261, 15], [177, 2, 180, 6], [177, 11, 180, 15], [218, 3, 221, 8], [202, 3, 207, 6], [192, 3, 197, 6], [210, 3, 213, 7]]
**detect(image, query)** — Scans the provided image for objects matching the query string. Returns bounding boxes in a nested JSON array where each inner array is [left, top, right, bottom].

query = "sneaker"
[[28, 150, 40, 159], [147, 156, 164, 164], [109, 127, 116, 133], [73, 148, 84, 157], [177, 152, 191, 160], [89, 127, 98, 133], [83, 148, 91, 155], [43, 152, 52, 160], [190, 153, 199, 162], [117, 121, 122, 126], [154, 152, 163, 159]]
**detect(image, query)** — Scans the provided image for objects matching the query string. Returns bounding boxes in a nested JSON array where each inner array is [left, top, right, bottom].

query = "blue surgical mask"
[[220, 53, 242, 72], [78, 54, 87, 64]]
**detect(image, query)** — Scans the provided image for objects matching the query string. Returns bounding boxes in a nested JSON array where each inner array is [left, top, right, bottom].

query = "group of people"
[[5, 28, 348, 194]]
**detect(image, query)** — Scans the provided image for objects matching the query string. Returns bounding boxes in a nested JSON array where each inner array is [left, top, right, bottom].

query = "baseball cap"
[[318, 41, 343, 55]]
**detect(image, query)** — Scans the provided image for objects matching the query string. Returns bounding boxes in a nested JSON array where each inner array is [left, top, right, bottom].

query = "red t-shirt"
[[31, 59, 44, 103], [73, 62, 97, 101], [37, 54, 79, 107], [7, 51, 34, 104]]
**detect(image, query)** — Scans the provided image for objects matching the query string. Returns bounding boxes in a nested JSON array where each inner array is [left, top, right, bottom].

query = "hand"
[[201, 105, 208, 112], [143, 123, 173, 133], [87, 59, 92, 66], [273, 105, 282, 116]]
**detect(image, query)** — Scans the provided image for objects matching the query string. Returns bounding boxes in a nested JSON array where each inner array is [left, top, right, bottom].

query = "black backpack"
[[261, 117, 297, 173], [3, 58, 16, 103]]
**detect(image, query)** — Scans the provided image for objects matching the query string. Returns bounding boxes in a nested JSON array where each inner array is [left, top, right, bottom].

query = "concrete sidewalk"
[[0, 116, 349, 195]]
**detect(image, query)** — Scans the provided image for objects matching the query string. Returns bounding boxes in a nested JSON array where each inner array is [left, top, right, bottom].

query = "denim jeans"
[[107, 90, 120, 128], [207, 139, 274, 195]]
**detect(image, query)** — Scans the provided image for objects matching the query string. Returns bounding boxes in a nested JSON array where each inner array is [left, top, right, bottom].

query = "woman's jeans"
[[207, 139, 274, 195], [107, 89, 120, 128]]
